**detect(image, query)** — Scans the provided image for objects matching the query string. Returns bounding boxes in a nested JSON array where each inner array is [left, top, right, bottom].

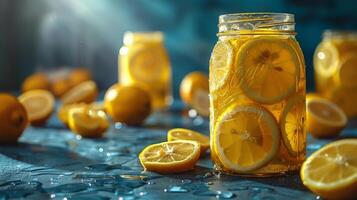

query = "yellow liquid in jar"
[[119, 32, 173, 110], [314, 34, 357, 118], [210, 34, 306, 176]]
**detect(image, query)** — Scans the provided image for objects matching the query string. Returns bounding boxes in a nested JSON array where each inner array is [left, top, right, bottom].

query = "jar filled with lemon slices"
[[209, 13, 306, 176], [314, 30, 357, 118], [119, 32, 173, 110]]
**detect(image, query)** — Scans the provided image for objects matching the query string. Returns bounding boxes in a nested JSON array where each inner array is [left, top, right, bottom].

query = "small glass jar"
[[209, 13, 306, 176], [314, 30, 357, 118], [119, 32, 173, 110]]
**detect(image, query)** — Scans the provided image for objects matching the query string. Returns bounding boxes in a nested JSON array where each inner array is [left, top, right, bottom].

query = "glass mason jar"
[[314, 30, 357, 118], [119, 32, 173, 110], [209, 13, 306, 176]]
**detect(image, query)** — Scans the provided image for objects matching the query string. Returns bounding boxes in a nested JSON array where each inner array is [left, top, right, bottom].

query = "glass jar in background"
[[314, 30, 357, 118], [209, 13, 306, 176], [119, 32, 173, 110]]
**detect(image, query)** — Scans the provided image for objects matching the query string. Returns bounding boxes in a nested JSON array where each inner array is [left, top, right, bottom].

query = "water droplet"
[[138, 191, 147, 196], [50, 194, 56, 198], [98, 148, 104, 152], [181, 179, 192, 184], [115, 122, 123, 129], [251, 186, 274, 193], [147, 181, 155, 185], [205, 181, 214, 185], [316, 196, 321, 199], [164, 186, 189, 193], [188, 109, 198, 118], [76, 135, 82, 140], [193, 116, 204, 126], [216, 191, 235, 199]]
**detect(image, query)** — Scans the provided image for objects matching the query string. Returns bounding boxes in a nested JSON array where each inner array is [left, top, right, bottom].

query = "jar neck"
[[218, 13, 296, 36], [123, 32, 164, 46], [323, 30, 357, 40]]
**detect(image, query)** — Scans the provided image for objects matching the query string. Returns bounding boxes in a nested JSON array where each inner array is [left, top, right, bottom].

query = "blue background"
[[1, 0, 357, 97]]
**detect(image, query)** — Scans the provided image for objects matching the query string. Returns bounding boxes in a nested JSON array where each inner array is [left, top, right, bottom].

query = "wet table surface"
[[0, 101, 356, 200]]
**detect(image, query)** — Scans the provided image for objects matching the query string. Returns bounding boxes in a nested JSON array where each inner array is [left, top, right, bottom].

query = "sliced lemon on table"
[[334, 55, 357, 88], [237, 37, 300, 104], [209, 41, 234, 92], [314, 41, 340, 78], [214, 104, 280, 173], [139, 140, 201, 173], [68, 108, 109, 138], [61, 80, 98, 104], [306, 96, 347, 138], [19, 90, 55, 126], [167, 128, 210, 153], [57, 103, 88, 126], [279, 95, 306, 156], [301, 139, 357, 200]]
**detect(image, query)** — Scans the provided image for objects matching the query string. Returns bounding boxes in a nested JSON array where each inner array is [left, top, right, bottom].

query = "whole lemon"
[[180, 72, 209, 105], [69, 68, 92, 86], [104, 84, 151, 126], [22, 73, 51, 92], [0, 93, 28, 143]]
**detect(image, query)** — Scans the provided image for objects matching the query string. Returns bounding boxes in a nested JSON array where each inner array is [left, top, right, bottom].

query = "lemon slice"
[[57, 103, 88, 126], [19, 90, 55, 125], [128, 46, 166, 83], [301, 139, 357, 200], [139, 140, 201, 173], [214, 104, 280, 173], [279, 95, 306, 156], [209, 41, 233, 92], [314, 41, 340, 78], [167, 128, 210, 153], [334, 55, 357, 88], [68, 109, 108, 138], [306, 97, 347, 138], [237, 37, 300, 104], [61, 81, 98, 104]]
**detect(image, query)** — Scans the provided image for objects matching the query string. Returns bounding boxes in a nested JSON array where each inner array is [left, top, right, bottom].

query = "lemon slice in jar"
[[214, 104, 280, 173], [237, 36, 300, 104], [209, 41, 234, 92], [279, 95, 306, 156], [314, 41, 340, 78], [334, 55, 357, 88], [128, 45, 166, 83]]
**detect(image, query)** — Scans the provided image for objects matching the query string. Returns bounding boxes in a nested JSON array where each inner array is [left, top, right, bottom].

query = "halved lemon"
[[19, 90, 55, 126], [301, 139, 357, 200], [279, 95, 306, 156], [237, 37, 300, 104], [214, 104, 280, 173], [128, 46, 167, 83], [334, 55, 357, 88], [57, 103, 88, 126], [68, 108, 109, 138], [139, 140, 200, 173], [167, 128, 210, 153], [61, 80, 98, 104], [314, 41, 340, 78], [209, 41, 234, 92], [306, 96, 347, 138]]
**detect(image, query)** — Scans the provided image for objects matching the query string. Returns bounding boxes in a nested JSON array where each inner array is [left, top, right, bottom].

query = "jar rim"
[[123, 31, 164, 45], [218, 12, 295, 35], [323, 29, 357, 38]]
